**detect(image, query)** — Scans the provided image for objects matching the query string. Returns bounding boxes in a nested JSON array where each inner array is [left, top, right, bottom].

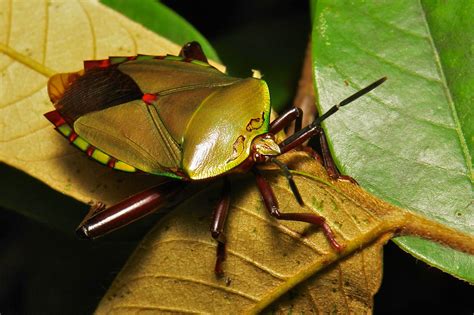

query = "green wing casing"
[[73, 99, 182, 177], [117, 58, 239, 94], [48, 56, 271, 180], [182, 78, 271, 180]]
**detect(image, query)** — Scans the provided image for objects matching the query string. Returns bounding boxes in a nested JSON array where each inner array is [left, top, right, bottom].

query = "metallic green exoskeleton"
[[46, 53, 273, 181]]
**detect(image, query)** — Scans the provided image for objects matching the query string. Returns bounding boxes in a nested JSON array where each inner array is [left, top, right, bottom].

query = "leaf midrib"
[[0, 43, 56, 78]]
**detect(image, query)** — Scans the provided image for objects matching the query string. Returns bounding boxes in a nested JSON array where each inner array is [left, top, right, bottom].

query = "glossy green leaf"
[[311, 0, 473, 281], [101, 0, 220, 62]]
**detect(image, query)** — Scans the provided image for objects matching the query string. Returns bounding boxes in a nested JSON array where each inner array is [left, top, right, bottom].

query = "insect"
[[45, 42, 385, 275]]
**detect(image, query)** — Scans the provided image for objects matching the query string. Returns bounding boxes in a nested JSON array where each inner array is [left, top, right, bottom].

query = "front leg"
[[76, 181, 187, 239], [269, 106, 303, 134], [318, 128, 358, 184], [300, 128, 358, 184]]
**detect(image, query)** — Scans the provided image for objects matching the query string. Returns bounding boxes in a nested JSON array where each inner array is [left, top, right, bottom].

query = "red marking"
[[44, 110, 66, 127], [86, 146, 95, 157], [184, 58, 193, 62], [142, 93, 157, 105], [107, 158, 117, 168], [84, 59, 111, 70], [68, 132, 78, 143], [82, 55, 172, 71]]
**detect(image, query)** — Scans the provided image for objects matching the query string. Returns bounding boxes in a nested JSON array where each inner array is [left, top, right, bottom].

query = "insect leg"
[[271, 157, 304, 206], [76, 181, 186, 239], [210, 177, 231, 276], [298, 126, 357, 183], [253, 168, 343, 251], [269, 107, 303, 134], [179, 41, 208, 63], [269, 107, 304, 205], [318, 129, 358, 184]]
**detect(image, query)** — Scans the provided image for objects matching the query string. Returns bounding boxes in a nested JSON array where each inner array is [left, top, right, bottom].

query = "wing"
[[46, 56, 263, 179], [117, 57, 239, 94], [74, 99, 182, 177]]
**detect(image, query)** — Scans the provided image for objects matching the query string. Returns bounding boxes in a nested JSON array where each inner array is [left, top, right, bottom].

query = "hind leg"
[[76, 181, 186, 239]]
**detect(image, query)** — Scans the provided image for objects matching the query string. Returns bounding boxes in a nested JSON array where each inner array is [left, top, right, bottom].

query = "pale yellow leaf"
[[0, 0, 222, 205]]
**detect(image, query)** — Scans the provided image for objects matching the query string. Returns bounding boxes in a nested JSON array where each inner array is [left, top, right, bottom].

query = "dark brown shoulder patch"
[[57, 66, 143, 121]]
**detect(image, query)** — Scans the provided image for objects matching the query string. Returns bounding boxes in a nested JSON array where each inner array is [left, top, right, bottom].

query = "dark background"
[[1, 1, 471, 314]]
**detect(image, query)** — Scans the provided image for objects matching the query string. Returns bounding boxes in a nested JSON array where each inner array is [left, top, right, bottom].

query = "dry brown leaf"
[[0, 0, 222, 205], [96, 152, 474, 314], [266, 236, 389, 314]]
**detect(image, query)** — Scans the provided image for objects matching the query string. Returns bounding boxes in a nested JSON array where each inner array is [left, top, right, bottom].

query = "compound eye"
[[252, 152, 260, 162], [252, 152, 265, 163]]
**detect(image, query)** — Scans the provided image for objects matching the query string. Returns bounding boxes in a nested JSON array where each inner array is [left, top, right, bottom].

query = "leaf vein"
[[148, 238, 287, 280], [108, 305, 204, 315], [351, 4, 428, 40], [418, 0, 473, 182], [116, 17, 138, 55], [329, 61, 455, 132], [6, 0, 12, 45], [332, 24, 442, 84], [233, 202, 326, 256], [338, 118, 469, 178], [0, 60, 14, 73], [131, 274, 259, 301], [77, 1, 97, 59], [337, 264, 350, 312], [0, 84, 46, 109], [42, 0, 49, 65], [0, 43, 56, 77]]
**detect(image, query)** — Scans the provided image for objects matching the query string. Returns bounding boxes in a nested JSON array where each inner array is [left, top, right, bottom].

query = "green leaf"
[[311, 0, 473, 281], [101, 0, 220, 62]]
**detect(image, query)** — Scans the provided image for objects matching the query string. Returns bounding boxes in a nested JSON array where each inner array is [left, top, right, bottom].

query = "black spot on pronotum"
[[245, 111, 265, 131], [226, 135, 246, 163]]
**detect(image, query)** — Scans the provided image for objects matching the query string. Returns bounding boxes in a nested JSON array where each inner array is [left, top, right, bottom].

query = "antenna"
[[280, 77, 387, 152]]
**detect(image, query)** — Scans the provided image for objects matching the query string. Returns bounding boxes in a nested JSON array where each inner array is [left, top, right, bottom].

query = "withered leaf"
[[96, 152, 474, 314]]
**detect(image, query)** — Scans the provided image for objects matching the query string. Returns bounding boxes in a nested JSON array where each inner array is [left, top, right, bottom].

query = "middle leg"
[[253, 167, 343, 251], [210, 177, 231, 276]]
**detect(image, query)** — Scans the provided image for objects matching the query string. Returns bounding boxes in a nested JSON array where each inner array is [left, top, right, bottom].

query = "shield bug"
[[45, 42, 385, 275]]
